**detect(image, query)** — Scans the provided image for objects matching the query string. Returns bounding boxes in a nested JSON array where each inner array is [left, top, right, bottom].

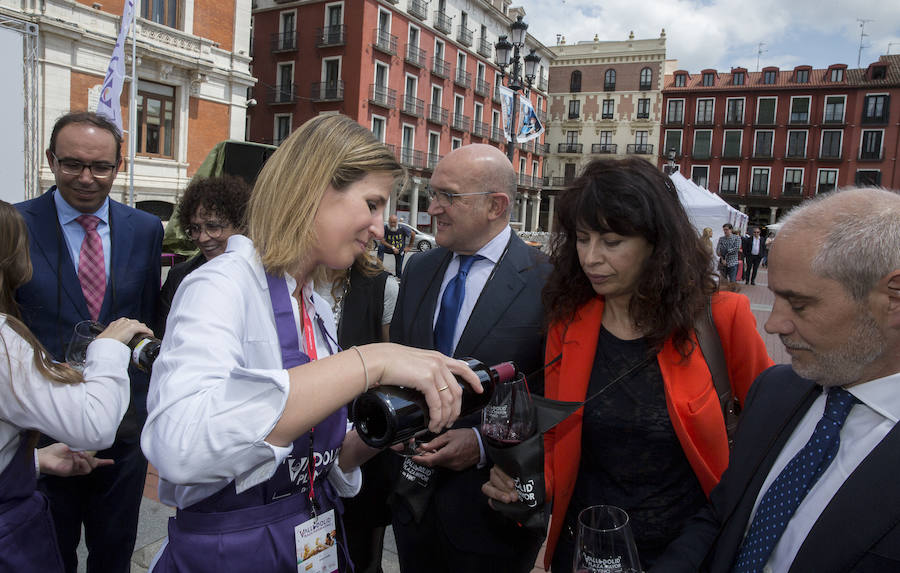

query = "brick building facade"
[[660, 55, 900, 225]]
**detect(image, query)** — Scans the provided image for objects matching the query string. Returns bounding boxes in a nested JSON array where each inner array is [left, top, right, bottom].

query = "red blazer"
[[542, 291, 773, 569]]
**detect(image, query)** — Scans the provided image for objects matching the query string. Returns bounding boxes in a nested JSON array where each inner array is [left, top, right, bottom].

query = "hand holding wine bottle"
[[67, 318, 158, 372]]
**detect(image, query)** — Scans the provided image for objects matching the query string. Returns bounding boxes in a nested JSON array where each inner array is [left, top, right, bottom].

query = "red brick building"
[[247, 0, 552, 231], [660, 55, 900, 225]]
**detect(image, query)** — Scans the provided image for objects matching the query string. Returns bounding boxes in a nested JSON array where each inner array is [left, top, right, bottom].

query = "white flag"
[[515, 96, 544, 143], [96, 0, 135, 133]]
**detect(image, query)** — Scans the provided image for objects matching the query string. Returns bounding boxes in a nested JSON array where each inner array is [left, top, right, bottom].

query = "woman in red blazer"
[[485, 159, 772, 570]]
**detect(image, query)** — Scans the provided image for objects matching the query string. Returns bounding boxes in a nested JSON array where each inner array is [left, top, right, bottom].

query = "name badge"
[[294, 509, 338, 573]]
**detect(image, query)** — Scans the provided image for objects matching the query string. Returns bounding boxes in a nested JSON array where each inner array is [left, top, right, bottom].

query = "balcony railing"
[[454, 69, 471, 89], [639, 81, 652, 91], [636, 111, 649, 119], [692, 149, 711, 160], [398, 147, 424, 169], [517, 174, 533, 188], [457, 26, 473, 46], [547, 176, 575, 187], [428, 104, 448, 125], [749, 186, 769, 196], [558, 143, 583, 153], [451, 113, 471, 132], [752, 149, 773, 159], [591, 143, 617, 154], [695, 117, 714, 126], [818, 149, 842, 161], [862, 112, 889, 125], [537, 77, 548, 92], [317, 25, 345, 47], [782, 184, 804, 197], [405, 44, 426, 67], [267, 83, 297, 104], [493, 85, 502, 103], [373, 28, 397, 55], [534, 143, 549, 155], [665, 116, 684, 126], [310, 81, 344, 102], [432, 57, 450, 79], [401, 94, 424, 117], [859, 149, 883, 161], [408, 0, 427, 20], [788, 114, 810, 125], [368, 84, 397, 109], [822, 116, 845, 125], [474, 78, 490, 97], [426, 152, 442, 171], [604, 82, 616, 91], [568, 111, 580, 120], [601, 112, 614, 120], [270, 32, 296, 52], [785, 149, 806, 159], [538, 109, 547, 122], [721, 148, 742, 159], [627, 143, 654, 155], [477, 37, 492, 58], [490, 125, 504, 142], [472, 121, 490, 138], [434, 10, 452, 34]]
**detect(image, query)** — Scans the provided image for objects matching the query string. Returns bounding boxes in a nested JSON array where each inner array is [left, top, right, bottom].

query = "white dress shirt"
[[746, 372, 900, 573], [142, 235, 360, 509], [430, 225, 512, 465], [0, 315, 130, 472]]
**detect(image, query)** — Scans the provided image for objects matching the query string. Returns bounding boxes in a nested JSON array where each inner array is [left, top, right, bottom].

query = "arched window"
[[604, 69, 616, 91], [639, 67, 652, 90], [570, 70, 581, 93]]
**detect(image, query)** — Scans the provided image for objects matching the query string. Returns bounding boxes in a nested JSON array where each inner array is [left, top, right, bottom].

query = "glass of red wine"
[[480, 374, 536, 448], [573, 505, 642, 573]]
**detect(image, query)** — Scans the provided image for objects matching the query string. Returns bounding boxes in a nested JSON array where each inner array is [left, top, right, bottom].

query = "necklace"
[[331, 274, 351, 325]]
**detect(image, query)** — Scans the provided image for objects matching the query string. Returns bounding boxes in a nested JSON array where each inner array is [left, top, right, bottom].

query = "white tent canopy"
[[670, 171, 748, 247]]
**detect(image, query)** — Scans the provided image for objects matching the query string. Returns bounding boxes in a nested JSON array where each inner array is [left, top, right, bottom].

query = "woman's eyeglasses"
[[185, 221, 230, 240]]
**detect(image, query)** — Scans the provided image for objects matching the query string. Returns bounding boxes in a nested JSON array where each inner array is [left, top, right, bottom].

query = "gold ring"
[[438, 385, 450, 392]]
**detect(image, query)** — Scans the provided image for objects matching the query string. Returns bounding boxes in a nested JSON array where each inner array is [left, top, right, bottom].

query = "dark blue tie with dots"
[[434, 255, 483, 356], [732, 386, 859, 573]]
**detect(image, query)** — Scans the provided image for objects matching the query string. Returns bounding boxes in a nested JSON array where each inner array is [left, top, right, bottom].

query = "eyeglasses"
[[185, 221, 230, 240], [425, 188, 494, 208], [50, 152, 117, 180]]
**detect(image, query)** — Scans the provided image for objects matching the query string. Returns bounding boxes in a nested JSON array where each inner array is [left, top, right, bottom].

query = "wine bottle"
[[351, 358, 517, 449], [87, 322, 161, 373]]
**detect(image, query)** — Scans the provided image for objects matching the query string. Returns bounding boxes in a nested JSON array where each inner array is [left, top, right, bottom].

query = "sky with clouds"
[[520, 0, 900, 73]]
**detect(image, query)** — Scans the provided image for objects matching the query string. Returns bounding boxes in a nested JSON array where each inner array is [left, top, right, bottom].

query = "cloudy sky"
[[521, 0, 900, 73]]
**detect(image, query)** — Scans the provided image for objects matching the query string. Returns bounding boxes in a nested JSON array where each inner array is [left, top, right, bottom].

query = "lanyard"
[[298, 295, 320, 515]]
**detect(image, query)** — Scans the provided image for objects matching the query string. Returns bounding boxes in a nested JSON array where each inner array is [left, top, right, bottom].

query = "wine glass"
[[65, 320, 103, 372], [480, 373, 536, 448], [393, 431, 438, 457], [573, 505, 642, 573]]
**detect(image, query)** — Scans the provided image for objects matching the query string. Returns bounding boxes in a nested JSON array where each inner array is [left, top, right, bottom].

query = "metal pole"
[[128, 0, 138, 206], [507, 89, 517, 162]]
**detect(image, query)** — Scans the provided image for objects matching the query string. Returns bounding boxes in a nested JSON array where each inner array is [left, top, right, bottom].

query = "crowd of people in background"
[[2, 109, 899, 573]]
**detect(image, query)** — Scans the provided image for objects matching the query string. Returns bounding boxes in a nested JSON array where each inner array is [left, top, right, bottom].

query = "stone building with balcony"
[[660, 55, 900, 226], [248, 0, 552, 232], [540, 30, 667, 230], [2, 0, 255, 214]]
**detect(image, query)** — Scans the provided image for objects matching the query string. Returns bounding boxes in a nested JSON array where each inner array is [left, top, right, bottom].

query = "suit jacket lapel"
[[99, 201, 135, 321], [790, 418, 900, 571], [407, 249, 451, 349], [712, 372, 819, 569], [453, 236, 527, 358], [24, 191, 90, 319]]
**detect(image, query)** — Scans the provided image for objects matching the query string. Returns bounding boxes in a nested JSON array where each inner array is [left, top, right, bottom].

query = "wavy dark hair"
[[178, 175, 252, 235], [543, 158, 717, 357]]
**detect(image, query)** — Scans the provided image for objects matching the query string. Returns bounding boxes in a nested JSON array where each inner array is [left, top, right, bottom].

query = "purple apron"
[[154, 274, 350, 572], [0, 433, 65, 572]]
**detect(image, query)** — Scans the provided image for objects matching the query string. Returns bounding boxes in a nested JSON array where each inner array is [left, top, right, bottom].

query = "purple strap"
[[265, 273, 307, 368]]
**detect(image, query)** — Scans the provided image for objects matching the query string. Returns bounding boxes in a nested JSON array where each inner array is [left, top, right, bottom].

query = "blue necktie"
[[434, 255, 482, 356], [732, 386, 859, 573]]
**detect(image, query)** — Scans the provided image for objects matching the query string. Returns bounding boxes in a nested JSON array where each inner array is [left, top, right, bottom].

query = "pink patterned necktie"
[[75, 215, 106, 320]]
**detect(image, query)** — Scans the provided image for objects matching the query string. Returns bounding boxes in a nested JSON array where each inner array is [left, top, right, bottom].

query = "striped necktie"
[[75, 214, 106, 320]]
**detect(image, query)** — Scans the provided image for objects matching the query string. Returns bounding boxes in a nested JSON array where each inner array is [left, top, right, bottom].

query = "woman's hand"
[[95, 317, 154, 344], [482, 465, 519, 506], [37, 443, 114, 477], [362, 344, 483, 434]]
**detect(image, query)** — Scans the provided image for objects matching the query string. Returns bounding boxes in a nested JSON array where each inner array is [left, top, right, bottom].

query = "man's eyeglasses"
[[50, 152, 117, 180], [425, 188, 494, 208], [185, 221, 230, 240]]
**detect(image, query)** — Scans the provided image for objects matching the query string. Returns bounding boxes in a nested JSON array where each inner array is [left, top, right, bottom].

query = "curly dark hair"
[[543, 158, 717, 358], [178, 175, 252, 234]]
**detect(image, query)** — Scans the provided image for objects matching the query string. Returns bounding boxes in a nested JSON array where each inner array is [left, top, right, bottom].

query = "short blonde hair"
[[247, 114, 404, 275]]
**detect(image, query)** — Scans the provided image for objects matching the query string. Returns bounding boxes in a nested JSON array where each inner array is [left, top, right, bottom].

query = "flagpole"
[[128, 0, 137, 207]]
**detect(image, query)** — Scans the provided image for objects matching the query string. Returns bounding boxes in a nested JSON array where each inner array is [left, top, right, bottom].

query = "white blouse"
[[0, 315, 130, 473], [142, 235, 360, 509]]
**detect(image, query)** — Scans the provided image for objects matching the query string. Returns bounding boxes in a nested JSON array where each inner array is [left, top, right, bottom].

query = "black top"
[[567, 327, 707, 567], [338, 266, 389, 349]]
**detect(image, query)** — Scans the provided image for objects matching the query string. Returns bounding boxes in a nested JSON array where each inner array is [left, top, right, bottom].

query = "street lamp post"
[[495, 15, 540, 163]]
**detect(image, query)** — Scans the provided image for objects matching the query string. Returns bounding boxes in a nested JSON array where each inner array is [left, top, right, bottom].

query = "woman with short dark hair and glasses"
[[156, 175, 251, 336]]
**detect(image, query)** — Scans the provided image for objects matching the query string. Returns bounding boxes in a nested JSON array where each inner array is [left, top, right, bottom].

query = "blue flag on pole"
[[96, 0, 135, 133]]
